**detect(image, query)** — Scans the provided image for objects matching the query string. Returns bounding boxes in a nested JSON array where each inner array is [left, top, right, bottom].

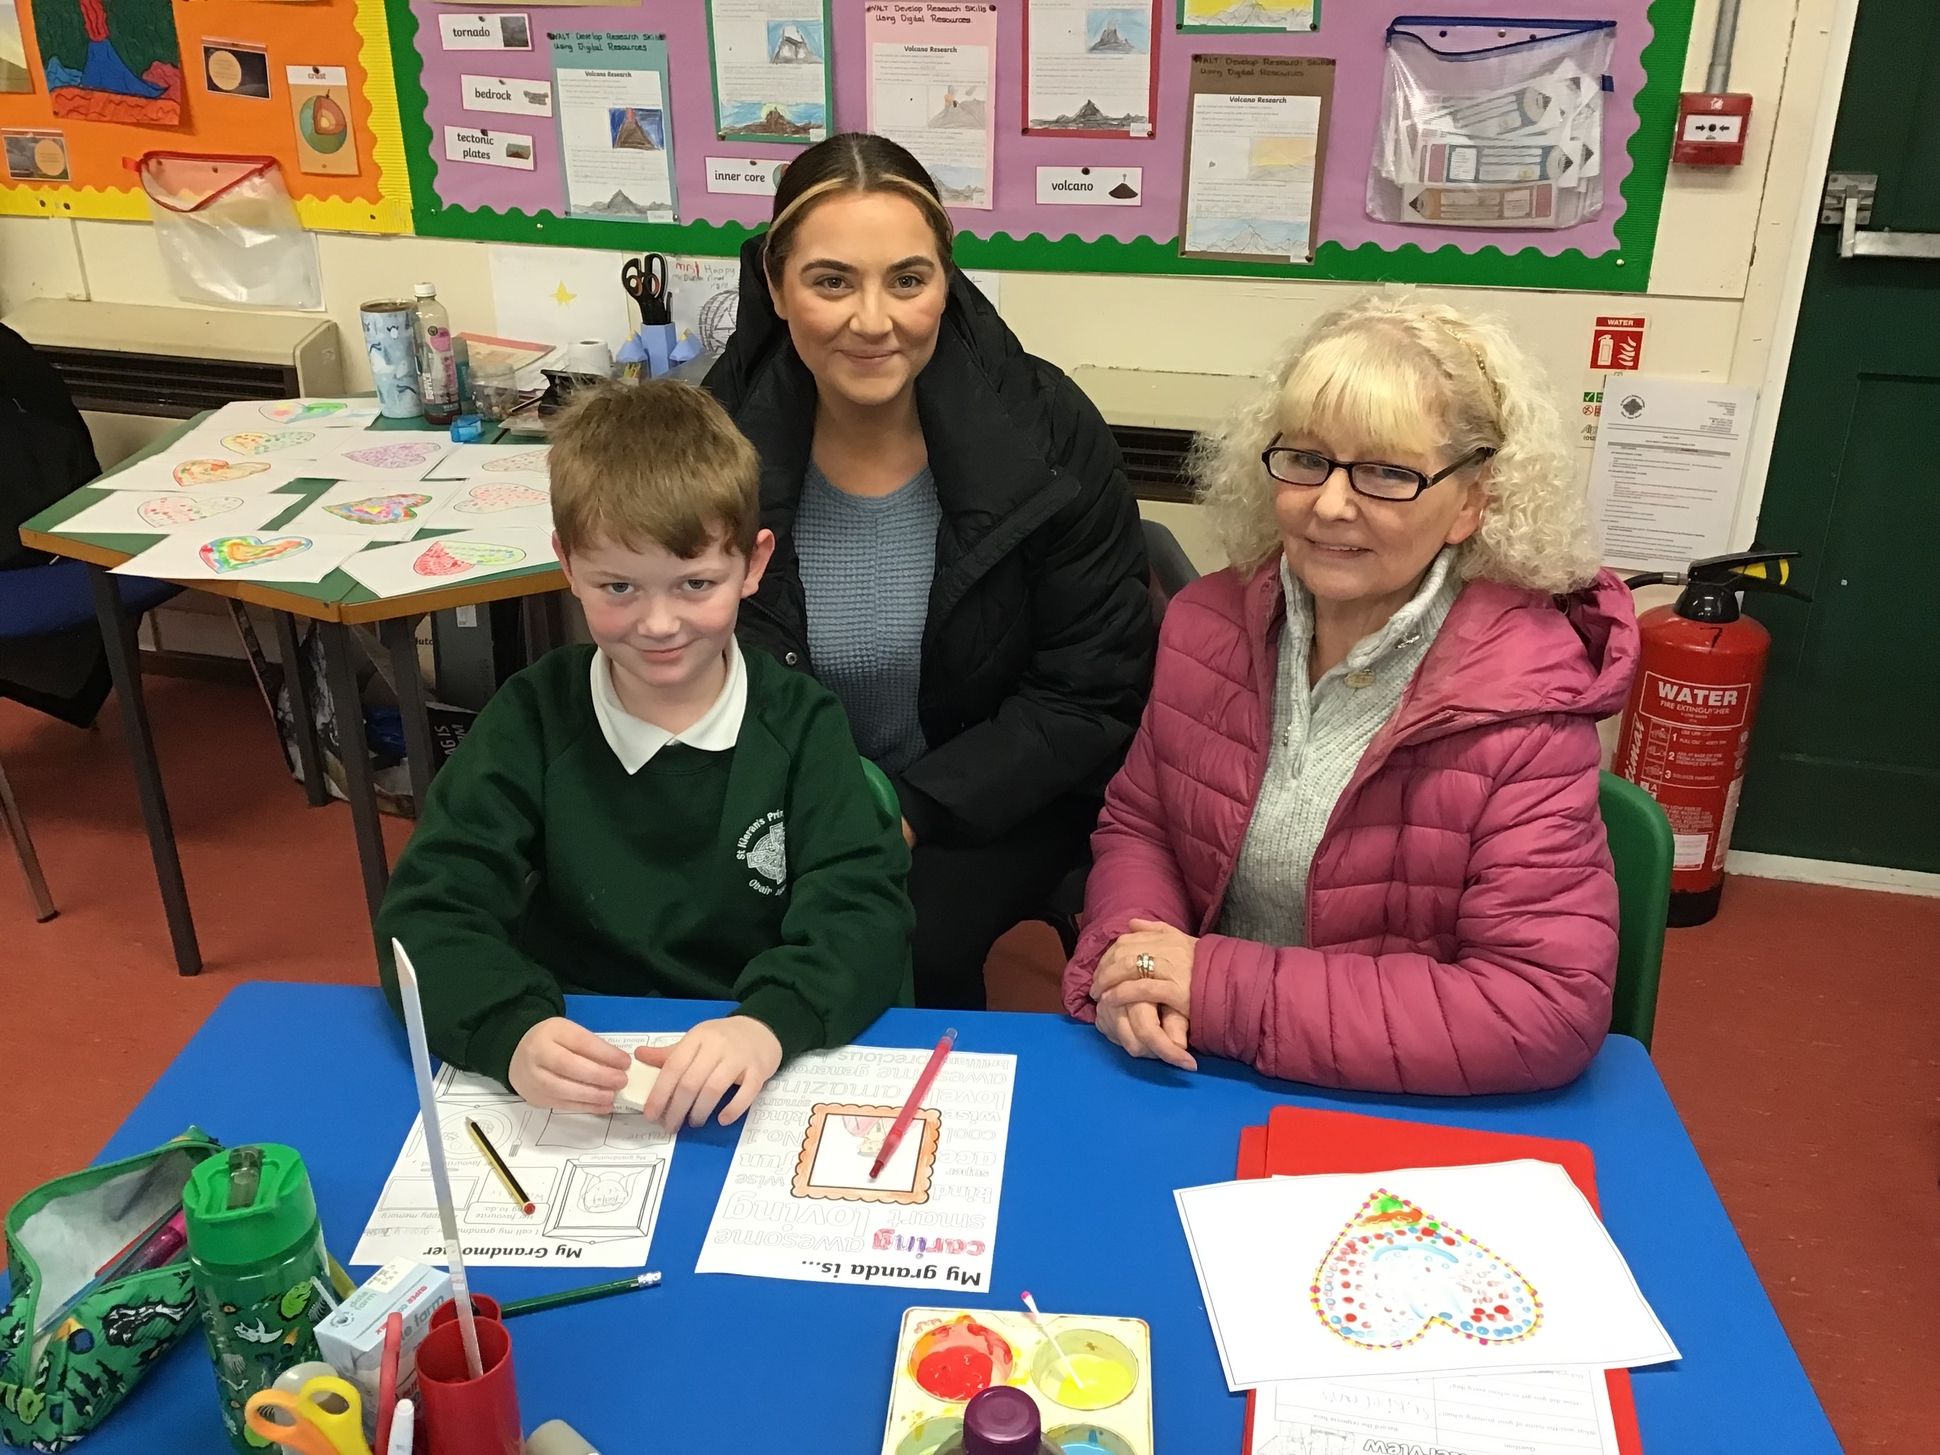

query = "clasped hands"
[[1090, 917, 1199, 1072]]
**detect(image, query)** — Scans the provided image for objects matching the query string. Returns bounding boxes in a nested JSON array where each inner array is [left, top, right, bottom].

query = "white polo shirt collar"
[[589, 638, 746, 773]]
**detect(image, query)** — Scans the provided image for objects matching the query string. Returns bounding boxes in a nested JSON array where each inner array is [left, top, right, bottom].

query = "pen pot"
[[416, 1312, 522, 1455], [640, 322, 677, 378], [430, 1292, 502, 1328]]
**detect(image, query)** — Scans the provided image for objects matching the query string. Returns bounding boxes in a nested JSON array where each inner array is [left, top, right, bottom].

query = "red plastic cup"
[[416, 1313, 522, 1455], [430, 1292, 503, 1329]]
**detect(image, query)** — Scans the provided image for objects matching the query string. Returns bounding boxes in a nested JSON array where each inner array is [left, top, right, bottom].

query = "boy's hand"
[[508, 1018, 632, 1111], [634, 1016, 783, 1131]]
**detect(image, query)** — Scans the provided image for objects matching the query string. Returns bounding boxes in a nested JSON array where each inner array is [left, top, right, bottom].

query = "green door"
[[1733, 1, 1940, 871]]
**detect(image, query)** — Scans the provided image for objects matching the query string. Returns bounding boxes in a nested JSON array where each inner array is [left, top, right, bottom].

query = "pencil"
[[500, 1271, 661, 1318], [466, 1117, 535, 1215], [869, 1027, 957, 1181]]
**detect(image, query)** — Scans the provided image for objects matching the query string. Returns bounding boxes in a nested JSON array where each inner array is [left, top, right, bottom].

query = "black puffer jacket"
[[704, 239, 1155, 847]]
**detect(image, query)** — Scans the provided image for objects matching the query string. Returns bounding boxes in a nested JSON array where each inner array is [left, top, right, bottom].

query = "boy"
[[377, 381, 912, 1132]]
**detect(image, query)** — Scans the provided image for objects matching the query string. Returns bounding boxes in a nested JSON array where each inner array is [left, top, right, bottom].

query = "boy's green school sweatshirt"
[[376, 644, 913, 1086]]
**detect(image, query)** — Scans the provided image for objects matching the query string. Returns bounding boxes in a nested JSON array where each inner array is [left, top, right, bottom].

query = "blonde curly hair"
[[1192, 290, 1600, 592]]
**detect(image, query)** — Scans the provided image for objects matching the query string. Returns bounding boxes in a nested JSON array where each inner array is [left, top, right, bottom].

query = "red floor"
[[3, 674, 1935, 1449]]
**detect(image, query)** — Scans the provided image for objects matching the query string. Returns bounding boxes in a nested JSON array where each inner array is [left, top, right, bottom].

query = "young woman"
[[705, 133, 1155, 1010], [1064, 292, 1639, 1094]]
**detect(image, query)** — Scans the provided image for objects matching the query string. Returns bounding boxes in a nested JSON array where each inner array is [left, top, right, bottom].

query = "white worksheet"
[[300, 436, 455, 481], [111, 529, 363, 584], [90, 456, 324, 493], [198, 398, 385, 433], [168, 421, 336, 464], [422, 481, 554, 533], [1175, 1160, 1678, 1389], [354, 1040, 680, 1268], [341, 526, 558, 599], [278, 483, 463, 543], [696, 1043, 1014, 1291], [1250, 1366, 1621, 1455], [56, 490, 296, 537], [426, 443, 552, 480], [1183, 87, 1322, 261]]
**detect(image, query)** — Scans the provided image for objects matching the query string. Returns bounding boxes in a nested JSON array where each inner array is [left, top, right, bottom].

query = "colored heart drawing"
[[453, 483, 549, 514], [342, 442, 445, 471], [483, 449, 550, 475], [1311, 1190, 1541, 1350], [172, 458, 271, 487], [138, 495, 245, 528], [412, 540, 527, 578], [221, 430, 315, 456], [260, 400, 348, 424], [325, 492, 433, 526], [198, 535, 312, 575]]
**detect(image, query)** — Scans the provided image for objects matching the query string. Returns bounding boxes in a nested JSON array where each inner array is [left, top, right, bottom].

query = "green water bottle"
[[183, 1145, 333, 1452]]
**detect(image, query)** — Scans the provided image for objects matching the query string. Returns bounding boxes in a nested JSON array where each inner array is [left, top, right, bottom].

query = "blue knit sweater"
[[795, 462, 939, 774]]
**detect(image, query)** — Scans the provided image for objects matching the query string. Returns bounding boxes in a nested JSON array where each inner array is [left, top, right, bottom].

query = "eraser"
[[526, 1419, 600, 1455], [614, 1058, 659, 1114]]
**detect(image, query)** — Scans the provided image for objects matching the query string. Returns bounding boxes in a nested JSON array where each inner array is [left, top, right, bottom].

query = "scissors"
[[621, 253, 669, 325], [246, 1375, 373, 1455]]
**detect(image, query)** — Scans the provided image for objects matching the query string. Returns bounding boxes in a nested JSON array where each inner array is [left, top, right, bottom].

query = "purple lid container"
[[962, 1386, 1043, 1454]]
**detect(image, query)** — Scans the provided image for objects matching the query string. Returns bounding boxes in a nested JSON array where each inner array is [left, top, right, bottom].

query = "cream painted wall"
[[0, 0, 1837, 578]]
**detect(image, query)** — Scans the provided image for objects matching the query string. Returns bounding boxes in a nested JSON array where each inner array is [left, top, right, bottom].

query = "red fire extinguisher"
[[1614, 550, 1806, 926]]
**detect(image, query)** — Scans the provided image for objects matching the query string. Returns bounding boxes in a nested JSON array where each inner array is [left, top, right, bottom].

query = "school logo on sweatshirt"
[[737, 810, 787, 895]]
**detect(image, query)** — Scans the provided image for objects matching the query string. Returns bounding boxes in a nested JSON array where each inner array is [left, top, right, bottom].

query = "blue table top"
[[29, 983, 1835, 1452]]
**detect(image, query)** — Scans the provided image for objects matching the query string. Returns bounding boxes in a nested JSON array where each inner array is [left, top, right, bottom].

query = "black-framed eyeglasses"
[[1260, 438, 1497, 502]]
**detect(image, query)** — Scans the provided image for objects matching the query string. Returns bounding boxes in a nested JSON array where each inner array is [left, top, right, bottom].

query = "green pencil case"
[[0, 1130, 220, 1449]]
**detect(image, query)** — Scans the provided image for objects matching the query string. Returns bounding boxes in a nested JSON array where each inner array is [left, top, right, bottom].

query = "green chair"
[[859, 758, 917, 1009], [1598, 771, 1674, 1048]]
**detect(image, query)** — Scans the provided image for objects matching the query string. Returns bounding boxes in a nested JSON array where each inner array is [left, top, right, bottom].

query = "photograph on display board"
[[3, 128, 68, 180], [203, 41, 271, 101]]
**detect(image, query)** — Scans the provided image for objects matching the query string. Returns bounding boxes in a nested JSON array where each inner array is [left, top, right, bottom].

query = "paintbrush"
[[1021, 1290, 1086, 1390], [394, 939, 485, 1380]]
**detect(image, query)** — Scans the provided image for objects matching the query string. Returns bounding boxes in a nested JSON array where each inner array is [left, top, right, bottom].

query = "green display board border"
[[387, 0, 1694, 294]]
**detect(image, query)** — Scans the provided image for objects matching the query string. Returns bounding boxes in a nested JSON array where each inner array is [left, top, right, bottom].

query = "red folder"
[[1230, 1107, 1643, 1454]]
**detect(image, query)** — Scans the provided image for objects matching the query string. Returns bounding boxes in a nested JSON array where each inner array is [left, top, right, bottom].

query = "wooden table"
[[17, 413, 568, 974]]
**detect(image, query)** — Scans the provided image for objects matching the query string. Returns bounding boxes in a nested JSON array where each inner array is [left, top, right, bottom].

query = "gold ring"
[[1135, 953, 1156, 978]]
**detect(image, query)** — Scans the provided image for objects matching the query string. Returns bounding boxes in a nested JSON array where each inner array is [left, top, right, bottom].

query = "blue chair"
[[0, 560, 180, 922]]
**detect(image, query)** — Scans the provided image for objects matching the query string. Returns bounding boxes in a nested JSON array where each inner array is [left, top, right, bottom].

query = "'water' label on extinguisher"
[[1641, 673, 1752, 728], [1621, 672, 1756, 881]]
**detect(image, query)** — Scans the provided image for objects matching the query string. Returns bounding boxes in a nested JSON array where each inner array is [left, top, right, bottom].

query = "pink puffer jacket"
[[1063, 560, 1639, 1095]]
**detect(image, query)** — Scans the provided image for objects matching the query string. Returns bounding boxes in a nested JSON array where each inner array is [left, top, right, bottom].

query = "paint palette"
[[881, 1307, 1151, 1455]]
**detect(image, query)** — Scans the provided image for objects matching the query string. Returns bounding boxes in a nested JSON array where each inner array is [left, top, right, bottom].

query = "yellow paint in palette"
[[881, 1308, 1152, 1455], [1048, 1354, 1135, 1410], [1028, 1327, 1140, 1414]]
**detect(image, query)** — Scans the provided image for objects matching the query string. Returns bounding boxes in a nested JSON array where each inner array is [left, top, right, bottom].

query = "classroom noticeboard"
[[389, 0, 1695, 292], [0, 0, 409, 232]]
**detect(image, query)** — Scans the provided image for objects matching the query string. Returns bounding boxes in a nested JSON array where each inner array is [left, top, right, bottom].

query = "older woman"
[[1062, 293, 1638, 1094]]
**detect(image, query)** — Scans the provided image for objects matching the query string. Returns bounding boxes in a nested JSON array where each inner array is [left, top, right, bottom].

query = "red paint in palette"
[[909, 1316, 1015, 1402]]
